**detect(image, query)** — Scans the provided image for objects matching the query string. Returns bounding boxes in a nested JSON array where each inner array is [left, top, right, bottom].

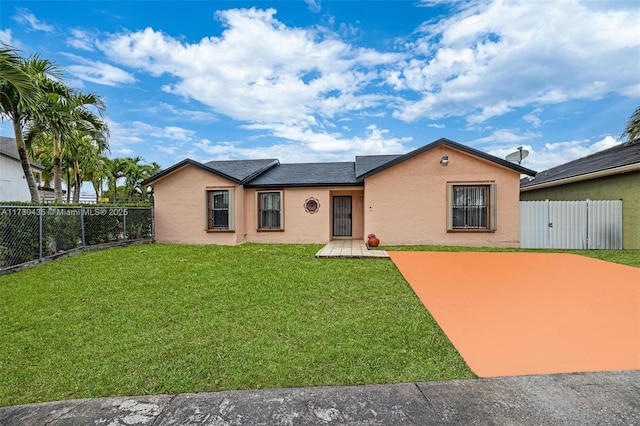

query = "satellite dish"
[[506, 146, 529, 165]]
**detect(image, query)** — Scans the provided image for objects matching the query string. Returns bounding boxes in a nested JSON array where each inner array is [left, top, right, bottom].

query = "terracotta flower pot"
[[368, 237, 380, 247]]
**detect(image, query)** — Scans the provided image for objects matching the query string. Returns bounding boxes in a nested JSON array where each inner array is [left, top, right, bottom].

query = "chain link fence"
[[0, 206, 153, 272]]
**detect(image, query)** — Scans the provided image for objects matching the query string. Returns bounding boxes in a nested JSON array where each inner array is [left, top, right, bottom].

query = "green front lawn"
[[0, 243, 473, 406]]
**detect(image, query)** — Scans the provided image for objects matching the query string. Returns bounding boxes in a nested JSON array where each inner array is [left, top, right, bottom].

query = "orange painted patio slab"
[[389, 252, 640, 378]]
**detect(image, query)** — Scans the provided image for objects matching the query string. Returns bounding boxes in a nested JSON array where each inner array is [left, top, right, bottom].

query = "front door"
[[333, 196, 352, 237]]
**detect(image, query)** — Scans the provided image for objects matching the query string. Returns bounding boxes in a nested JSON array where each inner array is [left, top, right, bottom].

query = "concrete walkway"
[[315, 240, 389, 258], [1, 370, 638, 425]]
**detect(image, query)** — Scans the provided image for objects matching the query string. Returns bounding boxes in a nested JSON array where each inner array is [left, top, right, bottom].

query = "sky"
[[1, 0, 639, 174]]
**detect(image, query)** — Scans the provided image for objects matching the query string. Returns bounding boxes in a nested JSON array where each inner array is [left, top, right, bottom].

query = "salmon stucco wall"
[[364, 146, 522, 247], [152, 165, 245, 245], [243, 187, 364, 244]]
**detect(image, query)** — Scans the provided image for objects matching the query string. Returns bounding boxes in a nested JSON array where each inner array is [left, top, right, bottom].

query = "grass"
[[0, 243, 474, 406]]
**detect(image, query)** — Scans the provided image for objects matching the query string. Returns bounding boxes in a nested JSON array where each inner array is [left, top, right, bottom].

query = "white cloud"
[[305, 0, 322, 13], [77, 2, 637, 166], [105, 119, 197, 159], [14, 9, 54, 32], [490, 135, 621, 172], [67, 29, 96, 51], [65, 55, 136, 86], [0, 29, 17, 47], [113, 147, 134, 156], [157, 145, 178, 155], [123, 121, 195, 142], [474, 129, 541, 145], [392, 0, 640, 123], [193, 124, 411, 163], [522, 111, 542, 128], [97, 8, 402, 156], [157, 103, 218, 122]]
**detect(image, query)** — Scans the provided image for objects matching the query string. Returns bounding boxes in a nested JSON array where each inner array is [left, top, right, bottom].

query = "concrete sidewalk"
[[1, 370, 638, 425]]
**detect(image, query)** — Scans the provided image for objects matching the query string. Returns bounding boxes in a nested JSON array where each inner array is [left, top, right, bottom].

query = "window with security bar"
[[447, 183, 496, 231], [206, 189, 234, 231]]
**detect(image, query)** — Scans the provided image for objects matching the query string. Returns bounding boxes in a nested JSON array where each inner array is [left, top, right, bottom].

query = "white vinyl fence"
[[520, 200, 622, 249]]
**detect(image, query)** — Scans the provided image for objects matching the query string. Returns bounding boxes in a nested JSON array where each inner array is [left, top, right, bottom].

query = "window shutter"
[[446, 184, 454, 231], [490, 183, 497, 231], [279, 191, 284, 230], [205, 190, 210, 230], [228, 188, 235, 231]]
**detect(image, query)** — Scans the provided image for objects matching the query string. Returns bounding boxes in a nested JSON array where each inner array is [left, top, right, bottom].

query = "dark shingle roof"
[[355, 155, 401, 178], [203, 159, 280, 183], [520, 142, 640, 189], [245, 162, 361, 187], [144, 138, 537, 188], [142, 158, 279, 186]]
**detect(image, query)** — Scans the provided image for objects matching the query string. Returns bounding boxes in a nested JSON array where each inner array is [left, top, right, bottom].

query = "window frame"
[[205, 188, 235, 232], [446, 183, 497, 232], [256, 190, 284, 231]]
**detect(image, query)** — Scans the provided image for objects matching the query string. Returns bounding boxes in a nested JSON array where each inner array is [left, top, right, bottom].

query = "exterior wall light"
[[440, 155, 449, 166]]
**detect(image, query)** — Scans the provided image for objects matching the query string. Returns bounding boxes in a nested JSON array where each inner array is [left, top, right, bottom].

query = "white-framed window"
[[257, 191, 283, 230], [447, 183, 496, 231], [206, 188, 235, 231]]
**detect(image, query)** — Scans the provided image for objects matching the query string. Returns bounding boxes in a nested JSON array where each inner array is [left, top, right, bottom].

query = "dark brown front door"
[[333, 196, 352, 237]]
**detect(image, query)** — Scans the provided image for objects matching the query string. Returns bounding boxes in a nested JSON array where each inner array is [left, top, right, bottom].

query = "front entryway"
[[315, 240, 389, 258], [332, 196, 352, 237]]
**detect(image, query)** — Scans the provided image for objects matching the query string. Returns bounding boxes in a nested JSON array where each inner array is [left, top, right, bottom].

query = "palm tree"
[[0, 53, 62, 202], [122, 156, 146, 202], [0, 44, 37, 103], [27, 87, 108, 201], [143, 161, 162, 196], [107, 157, 128, 203], [66, 129, 109, 202], [621, 106, 640, 145], [83, 154, 111, 203]]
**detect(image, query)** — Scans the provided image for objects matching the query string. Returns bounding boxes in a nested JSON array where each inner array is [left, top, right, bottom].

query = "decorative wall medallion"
[[304, 197, 320, 214]]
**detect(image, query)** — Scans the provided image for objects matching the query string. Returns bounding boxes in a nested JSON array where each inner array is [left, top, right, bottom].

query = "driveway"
[[389, 252, 640, 377]]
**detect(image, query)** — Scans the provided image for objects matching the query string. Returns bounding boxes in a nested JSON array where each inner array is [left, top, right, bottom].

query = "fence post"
[[123, 210, 127, 240], [80, 206, 86, 247], [39, 206, 43, 261]]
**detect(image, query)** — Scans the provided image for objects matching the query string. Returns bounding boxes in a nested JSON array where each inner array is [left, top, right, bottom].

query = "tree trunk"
[[66, 169, 71, 203], [53, 136, 63, 202], [73, 160, 82, 203], [12, 122, 40, 203], [92, 178, 101, 203], [73, 172, 81, 203]]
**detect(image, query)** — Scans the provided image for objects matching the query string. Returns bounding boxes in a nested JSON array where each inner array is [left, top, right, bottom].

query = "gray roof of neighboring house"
[[0, 136, 44, 170], [245, 162, 361, 187], [520, 142, 640, 189]]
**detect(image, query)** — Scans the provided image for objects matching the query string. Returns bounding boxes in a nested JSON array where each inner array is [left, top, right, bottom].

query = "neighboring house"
[[520, 142, 640, 249], [144, 138, 536, 247], [0, 136, 44, 202]]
